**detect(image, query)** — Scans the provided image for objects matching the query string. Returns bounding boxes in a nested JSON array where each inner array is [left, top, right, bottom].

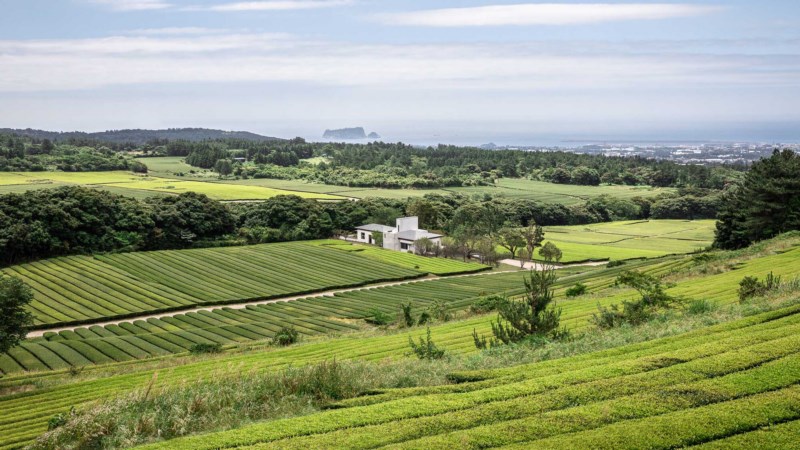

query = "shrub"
[[47, 412, 69, 431], [399, 303, 416, 328], [365, 309, 393, 326], [189, 342, 222, 355], [470, 295, 506, 314], [416, 311, 431, 326], [738, 272, 782, 302], [607, 260, 626, 268], [408, 328, 446, 360], [687, 299, 715, 315], [565, 282, 588, 297], [271, 326, 299, 347], [592, 271, 683, 328], [428, 299, 452, 322]]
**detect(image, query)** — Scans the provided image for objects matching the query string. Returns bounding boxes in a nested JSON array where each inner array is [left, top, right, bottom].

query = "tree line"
[[0, 183, 720, 267]]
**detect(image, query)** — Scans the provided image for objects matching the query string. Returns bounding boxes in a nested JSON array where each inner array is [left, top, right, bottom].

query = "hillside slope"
[[141, 301, 800, 449]]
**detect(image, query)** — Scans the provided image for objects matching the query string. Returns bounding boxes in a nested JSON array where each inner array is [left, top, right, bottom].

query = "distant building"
[[354, 216, 442, 252]]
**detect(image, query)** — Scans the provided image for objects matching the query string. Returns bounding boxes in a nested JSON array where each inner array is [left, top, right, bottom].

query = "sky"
[[0, 0, 799, 145]]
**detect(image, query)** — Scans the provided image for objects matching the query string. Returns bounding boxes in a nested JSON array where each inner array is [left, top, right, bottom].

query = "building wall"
[[396, 216, 419, 232]]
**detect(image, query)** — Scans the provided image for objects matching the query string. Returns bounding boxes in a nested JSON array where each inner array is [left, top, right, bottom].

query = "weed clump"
[[738, 272, 781, 302]]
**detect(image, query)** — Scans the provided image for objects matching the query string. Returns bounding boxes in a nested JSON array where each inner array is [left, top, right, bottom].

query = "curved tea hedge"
[[2, 241, 487, 328]]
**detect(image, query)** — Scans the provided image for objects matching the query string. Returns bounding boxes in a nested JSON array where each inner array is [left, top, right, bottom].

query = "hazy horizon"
[[1, 1, 799, 143]]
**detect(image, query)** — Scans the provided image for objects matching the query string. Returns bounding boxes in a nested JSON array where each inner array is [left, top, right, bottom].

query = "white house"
[[354, 216, 442, 252]]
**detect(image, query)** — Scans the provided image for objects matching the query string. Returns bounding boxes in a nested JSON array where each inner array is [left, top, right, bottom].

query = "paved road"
[[498, 259, 609, 271]]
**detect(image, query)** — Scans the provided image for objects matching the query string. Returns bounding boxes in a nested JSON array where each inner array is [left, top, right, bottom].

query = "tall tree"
[[0, 274, 34, 354], [715, 149, 800, 249]]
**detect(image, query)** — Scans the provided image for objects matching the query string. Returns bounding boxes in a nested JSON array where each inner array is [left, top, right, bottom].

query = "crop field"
[[143, 302, 800, 450], [4, 157, 674, 204], [312, 240, 489, 275], [2, 241, 486, 327], [0, 255, 678, 375], [535, 219, 716, 262], [0, 237, 796, 448], [0, 171, 346, 200]]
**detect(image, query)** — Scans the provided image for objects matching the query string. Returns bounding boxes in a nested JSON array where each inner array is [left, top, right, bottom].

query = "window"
[[360, 232, 365, 240], [401, 243, 409, 250]]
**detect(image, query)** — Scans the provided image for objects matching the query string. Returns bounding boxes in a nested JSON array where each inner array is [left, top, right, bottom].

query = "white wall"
[[396, 216, 419, 232]]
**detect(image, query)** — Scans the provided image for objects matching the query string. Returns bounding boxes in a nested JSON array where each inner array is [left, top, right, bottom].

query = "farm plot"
[[4, 171, 346, 200], [137, 301, 800, 450], [536, 219, 715, 262], [0, 258, 670, 374], [311, 240, 490, 275], [0, 248, 785, 449], [3, 241, 431, 328]]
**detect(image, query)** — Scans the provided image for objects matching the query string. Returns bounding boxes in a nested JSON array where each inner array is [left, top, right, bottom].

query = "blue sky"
[[1, 1, 799, 144]]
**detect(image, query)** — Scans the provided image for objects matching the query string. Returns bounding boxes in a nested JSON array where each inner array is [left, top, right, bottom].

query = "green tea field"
[[536, 219, 716, 262], [145, 302, 800, 450], [2, 235, 798, 448], [1, 241, 486, 327]]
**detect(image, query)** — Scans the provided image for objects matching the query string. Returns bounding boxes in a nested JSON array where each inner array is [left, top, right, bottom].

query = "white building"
[[354, 216, 442, 253]]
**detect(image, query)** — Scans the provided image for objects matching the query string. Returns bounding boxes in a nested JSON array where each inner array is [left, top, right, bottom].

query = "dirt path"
[[499, 259, 609, 271], [27, 270, 518, 338]]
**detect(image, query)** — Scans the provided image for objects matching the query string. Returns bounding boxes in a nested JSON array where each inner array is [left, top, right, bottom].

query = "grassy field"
[[534, 219, 716, 263], [2, 241, 487, 328], [0, 235, 798, 448], [3, 157, 673, 203], [0, 170, 346, 200]]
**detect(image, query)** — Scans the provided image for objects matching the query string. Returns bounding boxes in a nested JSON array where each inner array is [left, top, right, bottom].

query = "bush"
[[687, 299, 715, 315], [399, 303, 416, 328], [565, 283, 588, 297], [189, 342, 222, 355], [428, 299, 452, 322], [407, 328, 446, 360], [365, 309, 393, 326], [271, 326, 299, 347], [592, 271, 683, 329], [607, 260, 626, 268], [738, 272, 782, 302], [470, 295, 506, 314]]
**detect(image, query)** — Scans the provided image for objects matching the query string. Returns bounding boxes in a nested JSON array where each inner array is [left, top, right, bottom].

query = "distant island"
[[0, 127, 281, 145], [323, 127, 380, 140]]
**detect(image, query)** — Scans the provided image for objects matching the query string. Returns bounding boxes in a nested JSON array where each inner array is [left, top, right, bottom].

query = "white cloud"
[[129, 27, 231, 35], [194, 0, 354, 12], [376, 3, 722, 27], [89, 0, 172, 11], [0, 31, 797, 95]]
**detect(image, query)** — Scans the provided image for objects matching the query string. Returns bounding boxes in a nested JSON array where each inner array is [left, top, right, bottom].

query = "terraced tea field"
[[1, 238, 797, 449], [537, 219, 715, 262], [2, 241, 486, 328], [147, 302, 800, 450]]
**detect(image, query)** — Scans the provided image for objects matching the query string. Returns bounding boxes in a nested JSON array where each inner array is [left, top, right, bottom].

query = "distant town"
[[480, 141, 800, 165]]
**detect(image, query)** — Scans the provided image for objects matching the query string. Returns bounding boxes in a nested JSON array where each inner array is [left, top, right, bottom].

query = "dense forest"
[[0, 133, 146, 172], [0, 128, 279, 145], [164, 139, 745, 189]]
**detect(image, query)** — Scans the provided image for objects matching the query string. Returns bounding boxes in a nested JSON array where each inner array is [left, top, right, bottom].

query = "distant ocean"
[[304, 123, 800, 148]]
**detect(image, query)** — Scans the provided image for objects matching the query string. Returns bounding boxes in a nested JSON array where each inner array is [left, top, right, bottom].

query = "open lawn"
[[0, 235, 798, 448], [535, 219, 716, 263]]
